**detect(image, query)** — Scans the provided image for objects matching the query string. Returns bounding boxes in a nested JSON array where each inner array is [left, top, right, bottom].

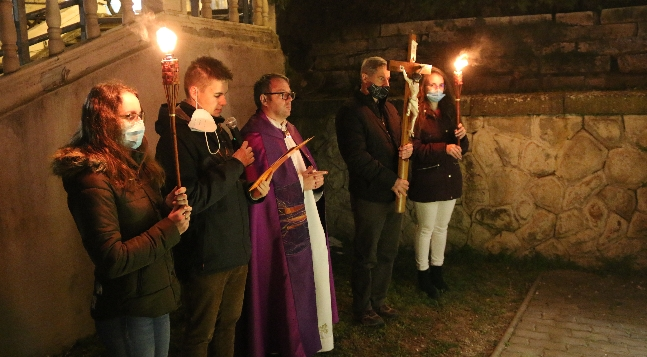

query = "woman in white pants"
[[408, 68, 469, 298]]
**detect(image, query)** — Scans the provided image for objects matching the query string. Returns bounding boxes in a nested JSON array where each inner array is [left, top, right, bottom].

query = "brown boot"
[[354, 309, 385, 327], [374, 304, 400, 319]]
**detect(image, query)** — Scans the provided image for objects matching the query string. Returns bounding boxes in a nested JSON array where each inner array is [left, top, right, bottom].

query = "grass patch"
[[318, 245, 540, 357]]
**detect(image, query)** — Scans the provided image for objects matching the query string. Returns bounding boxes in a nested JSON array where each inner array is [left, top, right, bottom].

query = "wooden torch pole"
[[454, 70, 462, 145], [453, 54, 467, 145], [161, 55, 181, 188]]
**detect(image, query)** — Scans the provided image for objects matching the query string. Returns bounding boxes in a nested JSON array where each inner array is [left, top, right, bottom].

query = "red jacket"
[[409, 104, 469, 202]]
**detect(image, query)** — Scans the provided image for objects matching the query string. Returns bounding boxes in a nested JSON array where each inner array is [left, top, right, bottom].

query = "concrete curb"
[[489, 272, 544, 357]]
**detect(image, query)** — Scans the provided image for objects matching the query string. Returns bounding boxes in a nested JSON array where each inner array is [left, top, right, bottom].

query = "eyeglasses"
[[264, 91, 296, 100], [120, 111, 144, 121]]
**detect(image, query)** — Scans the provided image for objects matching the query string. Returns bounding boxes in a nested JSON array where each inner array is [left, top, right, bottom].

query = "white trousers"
[[413, 199, 456, 270]]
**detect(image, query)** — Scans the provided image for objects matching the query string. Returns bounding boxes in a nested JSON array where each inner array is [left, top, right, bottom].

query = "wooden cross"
[[388, 33, 433, 213]]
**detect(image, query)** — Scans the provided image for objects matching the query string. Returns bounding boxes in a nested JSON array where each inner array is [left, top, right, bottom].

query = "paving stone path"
[[492, 270, 647, 357]]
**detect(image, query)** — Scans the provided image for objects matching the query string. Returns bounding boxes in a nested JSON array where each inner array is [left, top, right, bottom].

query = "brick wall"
[[294, 6, 647, 97]]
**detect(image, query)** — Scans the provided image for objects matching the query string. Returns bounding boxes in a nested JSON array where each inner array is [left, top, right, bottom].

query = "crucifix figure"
[[400, 65, 420, 137], [388, 34, 432, 213]]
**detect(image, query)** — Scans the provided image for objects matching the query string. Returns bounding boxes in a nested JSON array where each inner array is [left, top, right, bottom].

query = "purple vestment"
[[239, 110, 338, 357]]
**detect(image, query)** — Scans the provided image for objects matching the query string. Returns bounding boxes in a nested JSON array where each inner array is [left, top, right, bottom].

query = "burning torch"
[[454, 53, 468, 145], [157, 27, 181, 187]]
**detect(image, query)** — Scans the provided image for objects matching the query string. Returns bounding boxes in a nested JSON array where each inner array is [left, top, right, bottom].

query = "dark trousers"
[[181, 264, 248, 357], [350, 195, 402, 314]]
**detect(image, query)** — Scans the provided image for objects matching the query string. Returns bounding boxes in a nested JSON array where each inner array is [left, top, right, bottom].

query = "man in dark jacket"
[[155, 56, 270, 357], [335, 56, 413, 327]]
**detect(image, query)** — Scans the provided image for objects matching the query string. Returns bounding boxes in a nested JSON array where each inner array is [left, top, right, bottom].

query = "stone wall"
[[287, 5, 647, 270], [0, 14, 283, 357], [290, 91, 647, 269], [294, 6, 647, 97]]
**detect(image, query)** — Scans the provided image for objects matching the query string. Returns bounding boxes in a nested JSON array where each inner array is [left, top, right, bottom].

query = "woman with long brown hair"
[[52, 82, 191, 357], [408, 68, 469, 299]]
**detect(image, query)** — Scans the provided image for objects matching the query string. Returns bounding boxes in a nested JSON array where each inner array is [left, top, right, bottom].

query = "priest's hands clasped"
[[302, 166, 328, 191]]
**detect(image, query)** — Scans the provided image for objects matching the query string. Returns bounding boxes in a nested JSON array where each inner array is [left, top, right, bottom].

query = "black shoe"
[[374, 304, 399, 319], [418, 269, 439, 299], [355, 309, 385, 327], [430, 265, 449, 292]]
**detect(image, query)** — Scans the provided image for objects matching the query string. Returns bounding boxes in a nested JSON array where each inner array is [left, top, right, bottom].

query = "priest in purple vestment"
[[238, 73, 338, 357]]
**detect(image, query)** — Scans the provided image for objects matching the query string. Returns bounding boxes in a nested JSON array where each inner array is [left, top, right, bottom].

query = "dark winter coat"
[[408, 104, 469, 202], [52, 142, 181, 320], [335, 90, 402, 203], [155, 102, 258, 280]]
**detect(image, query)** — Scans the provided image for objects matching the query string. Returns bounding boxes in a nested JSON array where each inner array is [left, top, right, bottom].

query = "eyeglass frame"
[[120, 111, 145, 122], [263, 91, 296, 101]]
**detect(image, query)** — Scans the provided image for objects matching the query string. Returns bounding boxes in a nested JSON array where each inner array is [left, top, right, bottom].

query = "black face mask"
[[367, 83, 390, 100]]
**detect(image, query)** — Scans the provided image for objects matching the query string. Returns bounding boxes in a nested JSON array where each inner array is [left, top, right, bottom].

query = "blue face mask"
[[426, 91, 446, 103], [121, 119, 145, 149], [368, 83, 390, 100]]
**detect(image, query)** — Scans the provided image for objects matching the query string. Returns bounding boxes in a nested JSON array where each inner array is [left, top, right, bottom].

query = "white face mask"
[[426, 90, 446, 103], [121, 119, 145, 149], [187, 92, 217, 132], [188, 108, 217, 132]]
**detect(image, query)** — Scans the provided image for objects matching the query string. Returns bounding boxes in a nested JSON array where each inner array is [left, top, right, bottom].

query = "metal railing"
[[4, 0, 124, 64], [0, 0, 273, 74]]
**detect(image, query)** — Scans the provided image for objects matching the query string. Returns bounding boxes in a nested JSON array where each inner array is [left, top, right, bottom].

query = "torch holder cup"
[[161, 55, 179, 86]]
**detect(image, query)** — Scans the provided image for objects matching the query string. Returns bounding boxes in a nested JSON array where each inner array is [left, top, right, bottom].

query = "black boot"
[[418, 269, 439, 299], [430, 265, 449, 292]]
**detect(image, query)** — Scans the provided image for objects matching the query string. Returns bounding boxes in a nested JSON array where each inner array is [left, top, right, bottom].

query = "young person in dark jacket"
[[409, 68, 468, 299], [335, 57, 413, 327], [52, 82, 192, 357], [155, 56, 271, 357]]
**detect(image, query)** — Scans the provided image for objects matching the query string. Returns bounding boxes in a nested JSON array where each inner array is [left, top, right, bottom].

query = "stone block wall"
[[297, 6, 647, 97], [290, 91, 647, 269]]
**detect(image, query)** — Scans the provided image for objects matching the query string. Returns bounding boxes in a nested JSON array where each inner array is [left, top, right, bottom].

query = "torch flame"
[[157, 27, 177, 54], [454, 53, 468, 73]]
